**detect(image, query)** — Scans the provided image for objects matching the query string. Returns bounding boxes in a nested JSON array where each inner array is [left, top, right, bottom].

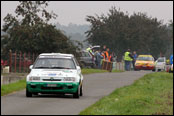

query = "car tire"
[[33, 93, 38, 96], [73, 85, 80, 98], [26, 88, 32, 97], [80, 84, 83, 96]]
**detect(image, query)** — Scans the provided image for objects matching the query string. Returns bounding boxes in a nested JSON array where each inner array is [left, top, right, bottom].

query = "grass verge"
[[79, 72, 173, 115], [1, 79, 26, 96], [82, 68, 123, 74], [82, 68, 108, 74]]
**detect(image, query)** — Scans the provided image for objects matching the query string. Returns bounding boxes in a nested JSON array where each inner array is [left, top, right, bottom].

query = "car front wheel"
[[73, 85, 80, 98], [26, 88, 32, 97], [80, 84, 83, 96]]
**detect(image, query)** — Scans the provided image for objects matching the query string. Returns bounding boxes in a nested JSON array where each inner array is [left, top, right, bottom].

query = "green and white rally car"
[[26, 53, 83, 98]]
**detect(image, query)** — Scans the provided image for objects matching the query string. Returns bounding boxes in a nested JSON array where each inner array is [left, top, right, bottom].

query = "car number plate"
[[47, 84, 57, 87]]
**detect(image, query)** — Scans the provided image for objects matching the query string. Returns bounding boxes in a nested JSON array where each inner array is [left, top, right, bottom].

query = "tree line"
[[85, 7, 173, 61], [1, 1, 81, 60], [1, 2, 173, 62]]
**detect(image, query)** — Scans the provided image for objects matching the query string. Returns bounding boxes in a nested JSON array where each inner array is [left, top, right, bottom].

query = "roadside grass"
[[1, 79, 26, 96], [112, 69, 124, 73], [82, 68, 108, 74], [79, 72, 173, 115], [82, 68, 124, 74]]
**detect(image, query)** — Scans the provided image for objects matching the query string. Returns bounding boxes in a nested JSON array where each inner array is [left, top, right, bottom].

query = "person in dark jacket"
[[132, 51, 137, 70], [96, 49, 104, 69]]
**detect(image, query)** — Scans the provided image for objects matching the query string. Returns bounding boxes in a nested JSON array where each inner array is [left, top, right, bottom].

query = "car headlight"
[[64, 77, 76, 82], [149, 64, 154, 66], [29, 76, 40, 81], [135, 63, 140, 66]]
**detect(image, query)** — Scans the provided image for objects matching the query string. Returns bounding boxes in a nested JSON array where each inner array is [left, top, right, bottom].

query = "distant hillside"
[[55, 23, 90, 48], [55, 23, 90, 35]]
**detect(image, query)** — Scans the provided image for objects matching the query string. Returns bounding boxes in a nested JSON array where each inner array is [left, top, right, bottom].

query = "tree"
[[1, 1, 81, 58], [85, 7, 171, 61]]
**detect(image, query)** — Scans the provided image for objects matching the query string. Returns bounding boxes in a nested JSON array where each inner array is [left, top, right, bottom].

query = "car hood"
[[29, 69, 78, 77], [156, 62, 165, 65], [136, 60, 154, 64]]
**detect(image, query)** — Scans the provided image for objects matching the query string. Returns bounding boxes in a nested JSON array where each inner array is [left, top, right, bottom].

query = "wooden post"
[[19, 51, 22, 73], [23, 53, 26, 72], [9, 50, 12, 72], [106, 61, 109, 70], [119, 62, 120, 71], [27, 52, 30, 72], [14, 51, 17, 73], [102, 60, 105, 70], [32, 53, 35, 64]]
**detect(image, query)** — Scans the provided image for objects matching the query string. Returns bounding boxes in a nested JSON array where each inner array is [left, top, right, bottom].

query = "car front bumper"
[[27, 82, 79, 94], [135, 65, 155, 70]]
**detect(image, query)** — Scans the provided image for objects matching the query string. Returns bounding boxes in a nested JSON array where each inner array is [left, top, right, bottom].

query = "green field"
[[79, 72, 173, 115]]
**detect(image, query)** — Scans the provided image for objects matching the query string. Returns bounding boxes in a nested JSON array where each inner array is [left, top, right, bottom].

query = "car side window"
[[74, 58, 80, 66]]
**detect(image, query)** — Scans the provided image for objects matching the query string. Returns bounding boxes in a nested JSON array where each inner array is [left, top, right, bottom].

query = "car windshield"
[[33, 58, 76, 69], [82, 52, 90, 57], [137, 57, 154, 61]]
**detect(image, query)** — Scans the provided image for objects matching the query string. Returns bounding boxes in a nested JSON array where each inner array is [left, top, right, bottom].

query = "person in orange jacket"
[[104, 48, 110, 61]]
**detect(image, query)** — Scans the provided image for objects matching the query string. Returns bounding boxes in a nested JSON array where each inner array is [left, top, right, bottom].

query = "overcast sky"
[[1, 1, 173, 27]]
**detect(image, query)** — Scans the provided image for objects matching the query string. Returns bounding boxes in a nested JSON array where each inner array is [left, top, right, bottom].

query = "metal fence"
[[1, 51, 38, 73]]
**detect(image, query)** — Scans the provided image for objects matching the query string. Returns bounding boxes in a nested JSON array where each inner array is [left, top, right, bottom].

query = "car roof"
[[91, 45, 100, 49], [138, 55, 153, 57], [39, 53, 74, 58]]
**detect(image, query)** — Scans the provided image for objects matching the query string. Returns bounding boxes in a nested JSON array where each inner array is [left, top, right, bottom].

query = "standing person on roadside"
[[102, 45, 107, 52], [104, 48, 110, 61], [132, 51, 137, 70], [170, 54, 173, 65], [124, 49, 133, 71], [96, 49, 104, 69], [86, 45, 93, 56]]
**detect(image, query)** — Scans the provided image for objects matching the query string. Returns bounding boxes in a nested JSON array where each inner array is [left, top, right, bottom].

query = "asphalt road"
[[1, 71, 151, 115]]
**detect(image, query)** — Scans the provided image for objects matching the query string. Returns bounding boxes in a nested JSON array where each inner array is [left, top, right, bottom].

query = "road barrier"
[[102, 60, 124, 72], [1, 73, 27, 85]]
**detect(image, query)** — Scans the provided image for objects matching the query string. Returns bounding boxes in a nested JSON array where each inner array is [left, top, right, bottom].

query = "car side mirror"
[[29, 65, 33, 70], [77, 66, 81, 70]]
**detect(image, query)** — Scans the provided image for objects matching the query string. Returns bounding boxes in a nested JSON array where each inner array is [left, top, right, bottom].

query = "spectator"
[[170, 54, 173, 65], [103, 48, 110, 61], [124, 49, 133, 71], [110, 52, 116, 62], [96, 49, 104, 69], [102, 45, 107, 52], [132, 51, 137, 70]]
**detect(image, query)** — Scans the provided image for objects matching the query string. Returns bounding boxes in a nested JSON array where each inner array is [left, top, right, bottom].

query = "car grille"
[[42, 79, 62, 81], [41, 86, 63, 90]]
